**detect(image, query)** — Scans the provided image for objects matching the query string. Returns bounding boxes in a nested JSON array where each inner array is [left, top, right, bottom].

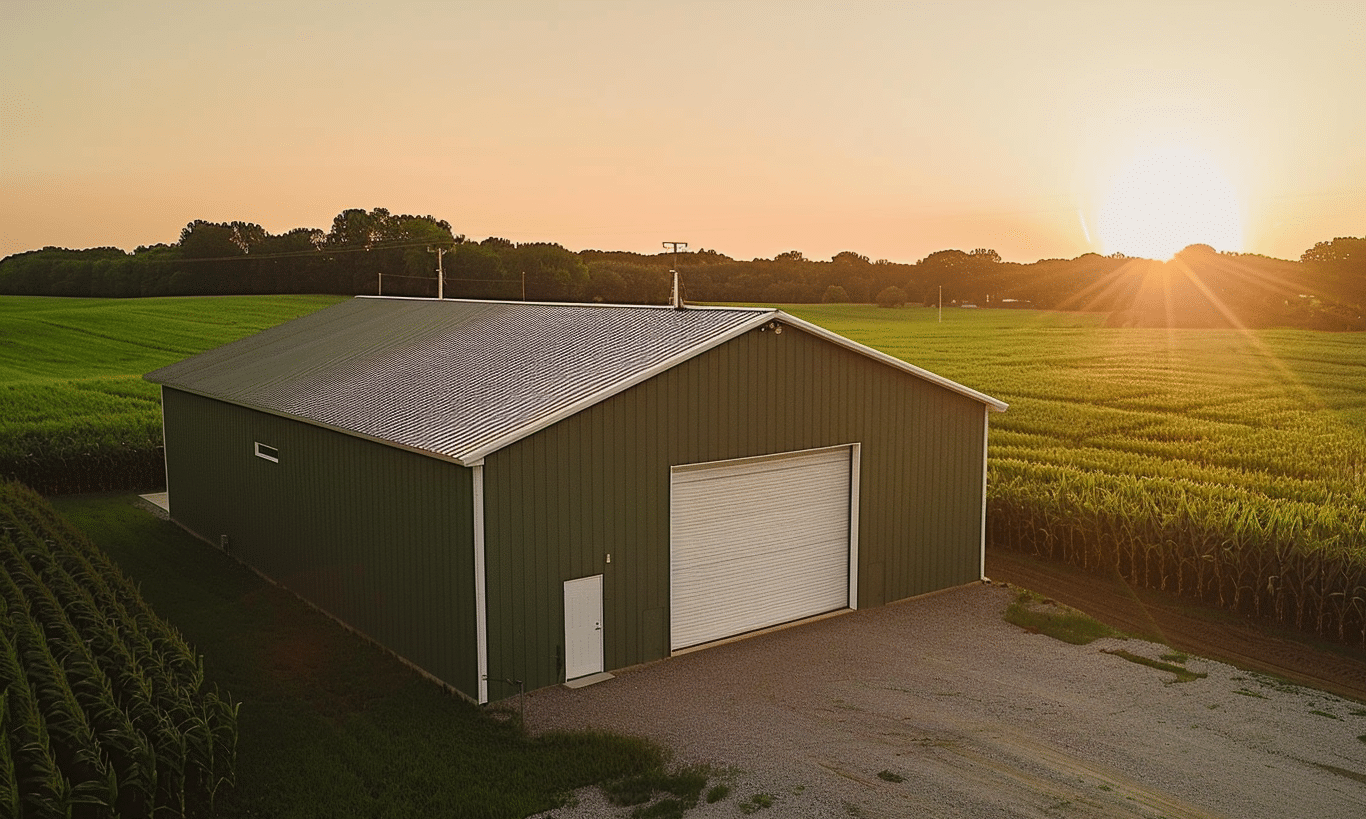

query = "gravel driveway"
[[526, 583, 1366, 818]]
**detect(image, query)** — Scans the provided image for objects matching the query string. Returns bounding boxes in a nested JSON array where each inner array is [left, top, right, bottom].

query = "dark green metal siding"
[[161, 388, 479, 699], [483, 322, 988, 693]]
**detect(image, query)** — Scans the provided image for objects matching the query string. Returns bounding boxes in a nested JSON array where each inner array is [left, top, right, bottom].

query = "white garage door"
[[670, 446, 853, 651]]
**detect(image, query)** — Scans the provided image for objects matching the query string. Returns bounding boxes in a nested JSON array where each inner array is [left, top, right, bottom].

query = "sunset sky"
[[2, 1, 1363, 264]]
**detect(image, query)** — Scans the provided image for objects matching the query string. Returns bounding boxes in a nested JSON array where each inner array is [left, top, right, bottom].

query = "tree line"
[[1, 208, 1362, 329]]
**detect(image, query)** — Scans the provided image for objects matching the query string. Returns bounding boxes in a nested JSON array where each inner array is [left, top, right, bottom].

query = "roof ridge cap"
[[354, 295, 774, 312]]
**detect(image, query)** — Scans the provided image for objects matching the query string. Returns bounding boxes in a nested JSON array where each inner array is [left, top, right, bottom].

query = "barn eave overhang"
[[148, 382, 477, 468]]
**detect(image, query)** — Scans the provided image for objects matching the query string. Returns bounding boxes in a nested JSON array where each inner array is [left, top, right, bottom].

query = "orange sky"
[[2, 1, 1363, 264]]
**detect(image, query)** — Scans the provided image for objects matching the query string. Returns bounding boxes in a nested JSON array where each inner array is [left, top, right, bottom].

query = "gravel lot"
[[526, 583, 1366, 819]]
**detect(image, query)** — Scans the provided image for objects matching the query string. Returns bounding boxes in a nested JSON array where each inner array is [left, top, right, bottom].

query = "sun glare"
[[1097, 147, 1243, 260]]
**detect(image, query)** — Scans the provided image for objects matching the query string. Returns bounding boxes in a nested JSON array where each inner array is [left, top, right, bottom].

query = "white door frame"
[[563, 575, 604, 680]]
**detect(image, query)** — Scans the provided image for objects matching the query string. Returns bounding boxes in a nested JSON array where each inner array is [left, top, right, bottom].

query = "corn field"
[[0, 480, 239, 817], [987, 460, 1366, 648]]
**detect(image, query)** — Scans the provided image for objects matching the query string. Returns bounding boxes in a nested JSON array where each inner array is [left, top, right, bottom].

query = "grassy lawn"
[[51, 493, 664, 818]]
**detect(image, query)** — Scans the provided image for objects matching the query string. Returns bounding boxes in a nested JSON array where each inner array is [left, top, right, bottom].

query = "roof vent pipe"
[[670, 269, 685, 310]]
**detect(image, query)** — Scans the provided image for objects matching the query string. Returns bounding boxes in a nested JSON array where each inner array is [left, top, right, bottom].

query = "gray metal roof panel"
[[146, 298, 772, 464]]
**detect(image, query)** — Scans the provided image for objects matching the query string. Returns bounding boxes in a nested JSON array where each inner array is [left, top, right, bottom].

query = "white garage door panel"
[[671, 447, 851, 651]]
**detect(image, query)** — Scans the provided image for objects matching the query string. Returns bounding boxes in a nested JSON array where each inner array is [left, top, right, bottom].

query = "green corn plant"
[[10, 599, 114, 811], [0, 690, 21, 819], [987, 454, 1365, 646]]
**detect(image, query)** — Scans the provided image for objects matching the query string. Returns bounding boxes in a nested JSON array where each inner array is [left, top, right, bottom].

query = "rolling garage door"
[[670, 446, 853, 651]]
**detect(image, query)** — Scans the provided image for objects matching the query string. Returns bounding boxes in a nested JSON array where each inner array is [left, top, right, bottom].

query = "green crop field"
[[1, 481, 239, 815], [0, 295, 346, 493]]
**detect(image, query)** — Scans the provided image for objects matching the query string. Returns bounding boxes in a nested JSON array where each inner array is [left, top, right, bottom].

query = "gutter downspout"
[[472, 462, 489, 704]]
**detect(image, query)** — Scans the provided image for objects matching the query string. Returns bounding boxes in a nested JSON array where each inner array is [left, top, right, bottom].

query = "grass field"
[[0, 296, 346, 493]]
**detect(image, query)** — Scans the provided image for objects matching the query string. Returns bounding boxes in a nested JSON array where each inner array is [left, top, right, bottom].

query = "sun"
[[1097, 147, 1243, 260]]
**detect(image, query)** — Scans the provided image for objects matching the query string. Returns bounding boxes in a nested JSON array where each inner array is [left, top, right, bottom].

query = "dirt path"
[[986, 548, 1366, 703], [529, 583, 1366, 819]]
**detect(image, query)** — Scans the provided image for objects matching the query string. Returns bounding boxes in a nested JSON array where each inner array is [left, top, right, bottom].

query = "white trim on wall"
[[472, 463, 489, 704], [848, 442, 861, 610], [980, 406, 990, 581], [160, 386, 172, 514]]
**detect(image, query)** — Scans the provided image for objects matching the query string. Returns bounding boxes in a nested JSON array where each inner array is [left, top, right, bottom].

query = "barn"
[[146, 296, 1006, 703]]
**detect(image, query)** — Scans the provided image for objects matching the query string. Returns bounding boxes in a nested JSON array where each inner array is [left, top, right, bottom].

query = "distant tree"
[[822, 285, 849, 303], [254, 227, 322, 255], [831, 251, 870, 266], [326, 208, 388, 249], [774, 250, 805, 263], [386, 213, 461, 247], [449, 242, 513, 299], [507, 242, 589, 300], [320, 208, 461, 295], [1301, 236, 1366, 310], [326, 208, 457, 249], [1301, 236, 1364, 264], [1175, 243, 1217, 260], [179, 220, 263, 258], [920, 248, 1001, 272], [918, 249, 973, 271], [875, 285, 907, 308], [691, 248, 733, 264], [583, 259, 668, 304]]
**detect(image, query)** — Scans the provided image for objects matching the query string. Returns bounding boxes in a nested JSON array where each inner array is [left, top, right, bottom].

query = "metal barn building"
[[146, 296, 1006, 703]]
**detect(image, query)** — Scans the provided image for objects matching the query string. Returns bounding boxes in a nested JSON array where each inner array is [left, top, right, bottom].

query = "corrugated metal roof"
[[146, 297, 1006, 465], [146, 298, 773, 465]]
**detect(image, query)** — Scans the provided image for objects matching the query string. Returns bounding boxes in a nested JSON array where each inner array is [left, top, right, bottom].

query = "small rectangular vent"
[[254, 442, 279, 463]]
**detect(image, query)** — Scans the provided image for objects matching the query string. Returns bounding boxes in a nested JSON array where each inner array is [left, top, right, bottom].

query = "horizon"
[[0, 223, 1324, 267], [3, 1, 1363, 265]]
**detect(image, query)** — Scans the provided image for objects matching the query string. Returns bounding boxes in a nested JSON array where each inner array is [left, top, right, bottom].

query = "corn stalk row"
[[0, 480, 238, 818], [987, 459, 1366, 648]]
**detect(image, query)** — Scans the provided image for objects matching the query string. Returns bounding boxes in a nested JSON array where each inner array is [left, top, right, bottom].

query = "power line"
[[155, 239, 460, 265]]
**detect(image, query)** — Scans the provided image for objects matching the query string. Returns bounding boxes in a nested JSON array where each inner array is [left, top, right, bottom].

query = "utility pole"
[[663, 241, 687, 308], [428, 246, 447, 300], [938, 285, 942, 323]]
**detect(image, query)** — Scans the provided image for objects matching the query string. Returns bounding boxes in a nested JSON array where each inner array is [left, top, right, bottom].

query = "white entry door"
[[564, 575, 604, 680]]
